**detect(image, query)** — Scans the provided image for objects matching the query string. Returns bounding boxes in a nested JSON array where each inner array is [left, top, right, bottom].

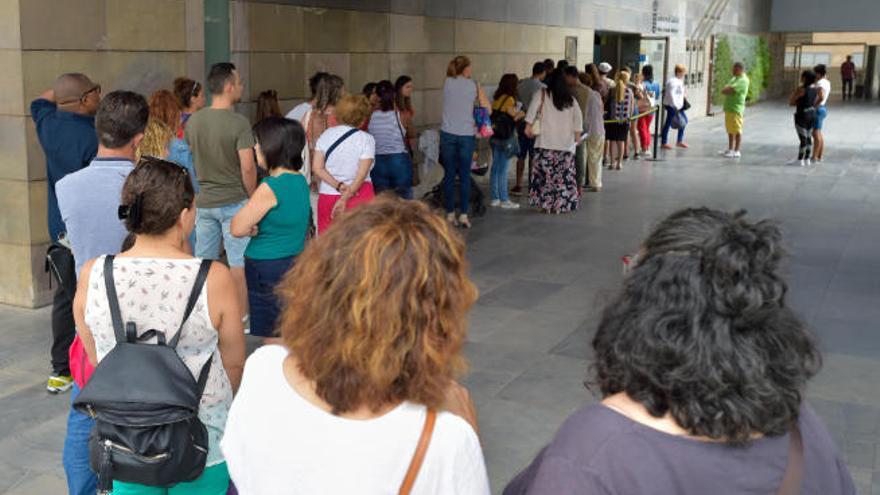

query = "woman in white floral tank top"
[[73, 157, 245, 494]]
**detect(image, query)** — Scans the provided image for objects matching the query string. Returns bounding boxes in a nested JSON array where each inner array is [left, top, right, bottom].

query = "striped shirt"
[[368, 110, 407, 155]]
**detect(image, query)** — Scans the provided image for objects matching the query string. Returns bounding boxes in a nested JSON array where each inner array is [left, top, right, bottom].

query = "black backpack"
[[490, 96, 516, 141], [74, 255, 214, 493]]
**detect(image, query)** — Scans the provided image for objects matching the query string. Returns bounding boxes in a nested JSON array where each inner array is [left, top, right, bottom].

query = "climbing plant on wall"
[[712, 34, 773, 106]]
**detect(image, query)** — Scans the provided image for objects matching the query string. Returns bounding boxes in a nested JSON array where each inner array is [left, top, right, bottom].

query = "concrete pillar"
[[0, 0, 49, 308], [0, 0, 204, 308]]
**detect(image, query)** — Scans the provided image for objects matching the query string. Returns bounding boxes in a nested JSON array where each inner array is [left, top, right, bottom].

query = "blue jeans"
[[490, 143, 512, 202], [439, 131, 476, 214], [244, 256, 296, 337], [661, 105, 686, 145], [64, 384, 97, 495], [195, 200, 250, 267], [371, 152, 413, 199]]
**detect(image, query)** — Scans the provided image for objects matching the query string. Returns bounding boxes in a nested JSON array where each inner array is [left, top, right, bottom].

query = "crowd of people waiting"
[[31, 56, 855, 495]]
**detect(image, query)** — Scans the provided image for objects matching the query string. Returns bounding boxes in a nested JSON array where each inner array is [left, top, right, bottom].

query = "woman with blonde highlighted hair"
[[222, 196, 491, 494], [135, 90, 180, 163], [604, 70, 634, 170]]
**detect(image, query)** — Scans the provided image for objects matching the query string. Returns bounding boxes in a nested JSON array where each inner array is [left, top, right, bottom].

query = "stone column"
[[0, 0, 204, 308]]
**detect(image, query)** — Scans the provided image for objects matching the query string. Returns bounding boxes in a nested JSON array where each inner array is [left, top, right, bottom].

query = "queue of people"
[[31, 54, 856, 495]]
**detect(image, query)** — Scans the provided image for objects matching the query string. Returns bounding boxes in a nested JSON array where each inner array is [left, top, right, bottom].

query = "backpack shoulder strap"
[[168, 259, 213, 349], [324, 128, 359, 161], [196, 355, 213, 397], [103, 255, 127, 344]]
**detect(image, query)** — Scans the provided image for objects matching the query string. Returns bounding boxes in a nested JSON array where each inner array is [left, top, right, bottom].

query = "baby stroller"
[[422, 175, 487, 218]]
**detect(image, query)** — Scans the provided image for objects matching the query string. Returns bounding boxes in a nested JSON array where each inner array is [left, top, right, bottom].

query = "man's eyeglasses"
[[58, 84, 101, 106], [81, 84, 101, 100]]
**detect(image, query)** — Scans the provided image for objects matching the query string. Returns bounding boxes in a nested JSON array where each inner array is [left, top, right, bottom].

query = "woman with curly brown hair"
[[505, 208, 855, 495], [222, 197, 490, 494]]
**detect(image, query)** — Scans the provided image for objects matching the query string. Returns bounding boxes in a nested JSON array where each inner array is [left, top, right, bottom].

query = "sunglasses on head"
[[137, 155, 190, 178], [191, 81, 201, 98]]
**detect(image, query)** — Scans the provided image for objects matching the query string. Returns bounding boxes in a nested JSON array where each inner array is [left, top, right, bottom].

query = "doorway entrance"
[[594, 31, 642, 73]]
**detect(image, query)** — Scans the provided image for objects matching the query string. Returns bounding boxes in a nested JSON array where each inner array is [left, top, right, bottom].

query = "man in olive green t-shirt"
[[185, 62, 256, 316], [720, 62, 750, 159]]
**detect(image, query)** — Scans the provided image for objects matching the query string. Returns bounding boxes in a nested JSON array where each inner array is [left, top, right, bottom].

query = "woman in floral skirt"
[[524, 68, 583, 214]]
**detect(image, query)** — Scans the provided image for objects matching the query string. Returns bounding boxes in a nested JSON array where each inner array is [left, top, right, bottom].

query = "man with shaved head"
[[31, 73, 101, 396]]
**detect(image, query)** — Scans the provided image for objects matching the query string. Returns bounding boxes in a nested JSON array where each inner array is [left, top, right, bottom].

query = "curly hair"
[[591, 208, 821, 444], [135, 119, 173, 162], [334, 94, 372, 128], [277, 196, 478, 414], [148, 90, 182, 131]]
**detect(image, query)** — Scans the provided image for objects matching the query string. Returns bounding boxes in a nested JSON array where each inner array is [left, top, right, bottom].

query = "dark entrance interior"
[[594, 31, 642, 73]]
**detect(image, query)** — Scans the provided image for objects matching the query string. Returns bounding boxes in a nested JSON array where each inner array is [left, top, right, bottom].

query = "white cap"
[[598, 62, 612, 74]]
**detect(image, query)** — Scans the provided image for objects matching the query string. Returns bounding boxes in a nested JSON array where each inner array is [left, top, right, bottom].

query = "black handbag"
[[490, 96, 516, 141], [74, 255, 213, 493]]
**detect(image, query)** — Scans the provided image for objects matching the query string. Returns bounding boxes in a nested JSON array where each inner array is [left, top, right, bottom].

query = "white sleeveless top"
[[84, 255, 232, 466]]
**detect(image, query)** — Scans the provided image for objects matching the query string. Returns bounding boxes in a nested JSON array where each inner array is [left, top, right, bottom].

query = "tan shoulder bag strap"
[[398, 409, 437, 495], [777, 425, 803, 495]]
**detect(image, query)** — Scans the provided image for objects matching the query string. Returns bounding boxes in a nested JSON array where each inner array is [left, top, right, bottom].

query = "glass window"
[[851, 52, 864, 67]]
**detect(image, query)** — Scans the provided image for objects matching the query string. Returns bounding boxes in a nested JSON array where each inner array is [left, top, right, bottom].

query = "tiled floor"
[[1, 99, 879, 494]]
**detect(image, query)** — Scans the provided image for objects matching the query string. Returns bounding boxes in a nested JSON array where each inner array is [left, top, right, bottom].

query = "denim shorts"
[[195, 200, 250, 267], [814, 106, 827, 130]]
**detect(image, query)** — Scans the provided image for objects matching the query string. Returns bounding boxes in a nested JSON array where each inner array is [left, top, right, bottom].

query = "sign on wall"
[[652, 0, 681, 34]]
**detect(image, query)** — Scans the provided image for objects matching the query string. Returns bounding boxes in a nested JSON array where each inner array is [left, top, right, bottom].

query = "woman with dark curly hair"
[[505, 207, 855, 495], [222, 196, 490, 494]]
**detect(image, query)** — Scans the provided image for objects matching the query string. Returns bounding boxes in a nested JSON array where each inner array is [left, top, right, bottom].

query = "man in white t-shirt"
[[812, 64, 831, 163], [286, 71, 327, 123]]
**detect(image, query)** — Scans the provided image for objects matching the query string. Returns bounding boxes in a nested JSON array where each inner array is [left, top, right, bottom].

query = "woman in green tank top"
[[231, 117, 310, 338]]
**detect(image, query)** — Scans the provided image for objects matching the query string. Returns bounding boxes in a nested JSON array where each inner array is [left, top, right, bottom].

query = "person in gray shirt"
[[505, 208, 855, 495], [513, 62, 547, 194], [55, 90, 148, 495], [57, 91, 149, 278]]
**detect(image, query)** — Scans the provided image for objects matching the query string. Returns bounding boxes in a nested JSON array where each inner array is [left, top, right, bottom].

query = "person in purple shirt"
[[505, 207, 856, 495], [31, 73, 100, 394]]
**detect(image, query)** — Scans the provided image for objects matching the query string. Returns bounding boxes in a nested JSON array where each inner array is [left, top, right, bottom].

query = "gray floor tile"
[[3, 100, 880, 494]]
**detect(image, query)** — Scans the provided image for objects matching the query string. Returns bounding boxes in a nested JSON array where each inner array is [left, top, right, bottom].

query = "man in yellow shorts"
[[720, 62, 749, 159]]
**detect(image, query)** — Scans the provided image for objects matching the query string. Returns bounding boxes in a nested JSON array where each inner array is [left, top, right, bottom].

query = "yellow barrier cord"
[[603, 105, 660, 124]]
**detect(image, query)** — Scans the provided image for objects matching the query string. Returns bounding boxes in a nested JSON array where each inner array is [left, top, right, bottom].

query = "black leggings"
[[795, 122, 812, 160]]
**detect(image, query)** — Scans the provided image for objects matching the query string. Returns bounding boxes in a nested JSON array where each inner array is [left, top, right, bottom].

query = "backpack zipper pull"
[[97, 439, 114, 494]]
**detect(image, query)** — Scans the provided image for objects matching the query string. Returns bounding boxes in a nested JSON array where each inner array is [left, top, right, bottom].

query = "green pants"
[[111, 463, 229, 495]]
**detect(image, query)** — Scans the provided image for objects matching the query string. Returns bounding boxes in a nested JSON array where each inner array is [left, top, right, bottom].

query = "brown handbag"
[[398, 409, 437, 495]]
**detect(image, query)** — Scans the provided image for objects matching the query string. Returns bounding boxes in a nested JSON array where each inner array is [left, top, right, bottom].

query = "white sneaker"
[[500, 200, 520, 209], [733, 151, 741, 158], [814, 158, 823, 163], [718, 149, 732, 156], [723, 150, 737, 158], [642, 150, 652, 158], [489, 199, 501, 207], [804, 158, 811, 166], [785, 158, 803, 166]]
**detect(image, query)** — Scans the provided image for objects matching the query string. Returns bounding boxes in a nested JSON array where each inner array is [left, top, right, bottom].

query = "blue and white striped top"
[[367, 110, 408, 155]]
